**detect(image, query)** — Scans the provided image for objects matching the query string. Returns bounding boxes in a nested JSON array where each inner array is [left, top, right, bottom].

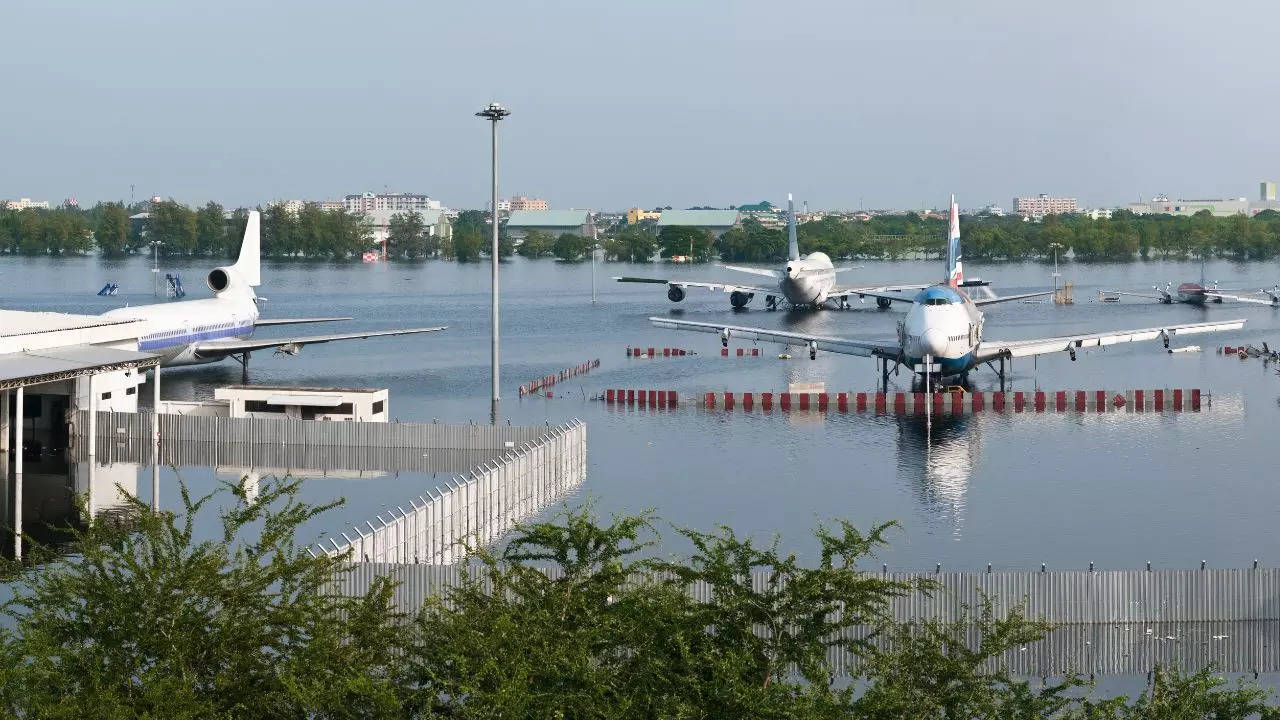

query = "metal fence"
[[326, 563, 1280, 675], [311, 420, 587, 563], [73, 410, 551, 450]]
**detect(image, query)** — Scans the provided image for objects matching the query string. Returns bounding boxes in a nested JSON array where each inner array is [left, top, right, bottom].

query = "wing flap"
[[648, 317, 896, 358], [194, 326, 446, 359], [254, 317, 353, 327], [976, 319, 1246, 361]]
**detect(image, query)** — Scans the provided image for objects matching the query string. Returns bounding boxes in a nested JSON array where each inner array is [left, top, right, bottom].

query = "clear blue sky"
[[4, 0, 1279, 211]]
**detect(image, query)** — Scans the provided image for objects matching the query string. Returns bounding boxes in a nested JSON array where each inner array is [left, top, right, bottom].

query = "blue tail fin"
[[787, 193, 799, 261]]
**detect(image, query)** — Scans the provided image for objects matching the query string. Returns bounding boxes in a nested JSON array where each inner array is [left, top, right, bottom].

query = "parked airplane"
[[100, 211, 444, 371], [1102, 258, 1258, 306], [615, 195, 928, 310], [650, 197, 1245, 387], [1205, 286, 1280, 307]]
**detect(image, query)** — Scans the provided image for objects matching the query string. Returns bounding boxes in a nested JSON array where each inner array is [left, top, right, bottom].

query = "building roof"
[[0, 346, 158, 389], [0, 310, 138, 338], [505, 210, 590, 227], [657, 209, 740, 227]]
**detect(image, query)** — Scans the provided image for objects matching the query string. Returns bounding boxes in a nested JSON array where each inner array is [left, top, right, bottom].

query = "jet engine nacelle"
[[876, 297, 893, 310], [667, 285, 686, 303], [207, 266, 238, 295], [729, 291, 752, 309]]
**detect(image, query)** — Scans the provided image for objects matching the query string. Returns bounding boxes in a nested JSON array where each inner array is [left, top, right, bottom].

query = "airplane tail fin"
[[232, 211, 261, 287], [787, 193, 799, 261], [945, 195, 963, 287]]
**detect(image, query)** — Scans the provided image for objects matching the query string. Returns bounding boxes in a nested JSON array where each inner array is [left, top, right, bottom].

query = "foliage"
[[0, 208, 93, 255], [0, 484, 1275, 717], [717, 217, 785, 262], [0, 478, 405, 717], [516, 229, 554, 258], [193, 201, 231, 257], [552, 232, 591, 262], [148, 200, 197, 255], [657, 226, 715, 261], [93, 202, 131, 256], [387, 211, 430, 260], [261, 203, 372, 259], [452, 226, 485, 262], [604, 225, 658, 262]]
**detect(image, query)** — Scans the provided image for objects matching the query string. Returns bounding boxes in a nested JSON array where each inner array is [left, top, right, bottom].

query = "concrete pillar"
[[151, 365, 161, 511], [87, 375, 96, 460], [1, 388, 9, 455], [13, 385, 22, 560]]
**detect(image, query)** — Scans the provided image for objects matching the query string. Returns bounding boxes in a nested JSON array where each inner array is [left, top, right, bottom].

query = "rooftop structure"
[[213, 385, 389, 422], [504, 209, 595, 239], [656, 209, 741, 234], [1127, 197, 1249, 217], [1013, 194, 1077, 219], [626, 208, 660, 225]]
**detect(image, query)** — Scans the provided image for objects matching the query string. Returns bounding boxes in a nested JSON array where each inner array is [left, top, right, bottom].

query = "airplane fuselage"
[[101, 292, 260, 366], [898, 285, 984, 376], [778, 252, 837, 306]]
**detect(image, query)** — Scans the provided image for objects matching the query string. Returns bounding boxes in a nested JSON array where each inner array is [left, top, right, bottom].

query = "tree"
[[552, 232, 590, 262], [605, 226, 657, 262], [387, 211, 428, 259], [516, 229, 553, 259], [657, 226, 714, 261], [0, 478, 406, 717], [716, 217, 785, 262], [147, 201, 197, 255], [194, 202, 226, 256], [94, 202, 130, 256], [452, 226, 485, 262], [261, 202, 299, 257]]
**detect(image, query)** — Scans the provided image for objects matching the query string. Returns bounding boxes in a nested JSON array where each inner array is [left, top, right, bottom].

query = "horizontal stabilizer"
[[194, 326, 445, 359]]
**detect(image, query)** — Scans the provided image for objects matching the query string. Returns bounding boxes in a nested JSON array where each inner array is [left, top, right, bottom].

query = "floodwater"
[[2, 252, 1279, 573]]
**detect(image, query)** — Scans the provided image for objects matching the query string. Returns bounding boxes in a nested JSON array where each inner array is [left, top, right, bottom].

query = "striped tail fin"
[[945, 195, 962, 287], [786, 193, 799, 261]]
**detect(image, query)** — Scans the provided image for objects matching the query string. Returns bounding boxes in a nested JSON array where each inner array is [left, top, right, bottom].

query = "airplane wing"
[[832, 283, 929, 298], [1203, 291, 1280, 306], [974, 318, 1246, 362], [719, 265, 782, 279], [613, 276, 775, 295], [254, 317, 353, 327], [193, 326, 446, 360], [833, 266, 863, 273], [1102, 291, 1166, 301], [972, 290, 1054, 306], [649, 317, 898, 358]]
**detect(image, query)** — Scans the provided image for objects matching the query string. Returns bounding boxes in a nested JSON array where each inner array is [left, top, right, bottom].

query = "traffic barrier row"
[[517, 359, 601, 397], [697, 389, 1206, 414], [720, 347, 762, 357], [604, 389, 679, 407], [627, 347, 693, 358]]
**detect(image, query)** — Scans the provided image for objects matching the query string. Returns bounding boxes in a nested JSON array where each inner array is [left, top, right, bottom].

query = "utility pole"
[[150, 240, 163, 296], [476, 102, 510, 425], [591, 225, 598, 304]]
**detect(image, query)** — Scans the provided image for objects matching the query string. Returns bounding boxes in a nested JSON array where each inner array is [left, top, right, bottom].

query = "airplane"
[[649, 197, 1246, 389], [1101, 257, 1262, 306], [1205, 285, 1280, 307], [614, 194, 929, 311], [100, 211, 444, 372]]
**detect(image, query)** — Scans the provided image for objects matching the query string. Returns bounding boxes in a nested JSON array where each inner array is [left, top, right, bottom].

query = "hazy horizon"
[[4, 0, 1280, 212]]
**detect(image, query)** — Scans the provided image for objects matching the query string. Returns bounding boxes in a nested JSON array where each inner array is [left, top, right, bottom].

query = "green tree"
[[452, 226, 485, 262], [657, 226, 714, 261], [605, 225, 658, 262], [0, 478, 406, 717], [387, 211, 429, 259], [516, 229, 554, 259], [261, 202, 300, 257], [716, 217, 785, 262], [194, 201, 226, 256], [552, 232, 590, 262], [94, 202, 130, 256]]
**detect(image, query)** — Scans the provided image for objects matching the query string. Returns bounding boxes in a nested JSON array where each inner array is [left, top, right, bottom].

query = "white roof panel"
[[0, 346, 159, 385], [0, 309, 139, 338]]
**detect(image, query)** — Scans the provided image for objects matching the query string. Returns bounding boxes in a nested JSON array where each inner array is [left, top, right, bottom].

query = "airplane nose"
[[919, 327, 948, 357]]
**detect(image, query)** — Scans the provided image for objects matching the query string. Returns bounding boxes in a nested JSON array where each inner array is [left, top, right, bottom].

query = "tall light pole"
[[476, 102, 510, 425]]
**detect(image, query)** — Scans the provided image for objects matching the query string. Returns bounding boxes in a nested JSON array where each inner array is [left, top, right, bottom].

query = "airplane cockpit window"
[[924, 297, 951, 305]]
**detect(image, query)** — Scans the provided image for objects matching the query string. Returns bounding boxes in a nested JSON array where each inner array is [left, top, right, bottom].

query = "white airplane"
[[615, 194, 928, 310], [1206, 285, 1280, 307], [100, 211, 444, 371], [651, 197, 1246, 387]]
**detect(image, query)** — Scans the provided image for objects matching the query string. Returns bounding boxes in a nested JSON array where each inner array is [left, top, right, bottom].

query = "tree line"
[[10, 201, 1280, 264], [0, 479, 1273, 717]]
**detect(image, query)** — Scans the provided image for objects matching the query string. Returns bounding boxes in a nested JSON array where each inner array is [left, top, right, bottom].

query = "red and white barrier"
[[695, 389, 1206, 414], [517, 359, 601, 397], [603, 389, 679, 407], [627, 347, 693, 358]]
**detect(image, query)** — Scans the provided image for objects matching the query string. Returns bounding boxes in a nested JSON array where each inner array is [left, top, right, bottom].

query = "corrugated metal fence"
[[73, 410, 552, 450], [311, 421, 587, 563], [326, 564, 1280, 675]]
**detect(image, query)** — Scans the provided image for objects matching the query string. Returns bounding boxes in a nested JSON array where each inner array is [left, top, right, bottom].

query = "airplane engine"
[[667, 285, 686, 303], [730, 291, 752, 309], [207, 266, 237, 294], [876, 297, 893, 310]]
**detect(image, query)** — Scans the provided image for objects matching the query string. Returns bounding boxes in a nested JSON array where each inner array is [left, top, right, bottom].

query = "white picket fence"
[[312, 420, 587, 563]]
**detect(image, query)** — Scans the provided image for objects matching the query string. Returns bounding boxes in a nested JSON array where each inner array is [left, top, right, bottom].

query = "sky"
[[4, 0, 1280, 211]]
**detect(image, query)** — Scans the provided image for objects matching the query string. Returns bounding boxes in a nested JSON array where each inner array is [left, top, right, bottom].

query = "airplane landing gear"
[[232, 351, 251, 382], [765, 295, 778, 311]]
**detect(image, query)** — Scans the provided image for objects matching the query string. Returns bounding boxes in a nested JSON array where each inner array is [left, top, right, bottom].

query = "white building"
[[361, 208, 452, 248], [1127, 196, 1249, 217], [214, 386, 389, 422], [344, 192, 441, 214], [1013, 194, 1077, 219], [4, 198, 51, 211]]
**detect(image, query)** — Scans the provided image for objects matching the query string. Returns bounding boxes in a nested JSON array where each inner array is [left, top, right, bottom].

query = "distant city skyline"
[[4, 1, 1280, 212]]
